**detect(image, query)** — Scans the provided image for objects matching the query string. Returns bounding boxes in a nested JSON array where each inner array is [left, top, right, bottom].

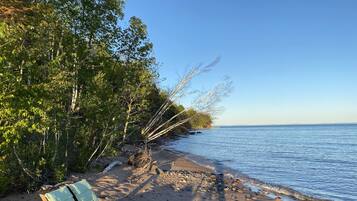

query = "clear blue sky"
[[124, 0, 357, 125]]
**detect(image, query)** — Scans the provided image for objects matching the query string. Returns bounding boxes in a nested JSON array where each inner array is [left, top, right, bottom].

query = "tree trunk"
[[122, 100, 132, 143], [70, 81, 78, 112]]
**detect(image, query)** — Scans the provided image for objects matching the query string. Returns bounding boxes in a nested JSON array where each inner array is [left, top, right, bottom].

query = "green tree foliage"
[[187, 109, 213, 129], [0, 0, 212, 195]]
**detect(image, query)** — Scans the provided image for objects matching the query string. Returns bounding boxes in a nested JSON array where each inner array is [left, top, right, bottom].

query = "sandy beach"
[[3, 146, 321, 201]]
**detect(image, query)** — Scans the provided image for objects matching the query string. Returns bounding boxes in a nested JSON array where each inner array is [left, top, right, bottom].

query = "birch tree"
[[142, 59, 232, 144]]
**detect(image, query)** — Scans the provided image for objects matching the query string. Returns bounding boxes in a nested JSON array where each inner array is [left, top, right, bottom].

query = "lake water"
[[166, 124, 357, 201]]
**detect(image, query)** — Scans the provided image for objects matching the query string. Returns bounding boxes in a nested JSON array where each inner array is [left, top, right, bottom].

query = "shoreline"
[[161, 131, 330, 201], [160, 147, 328, 201], [3, 144, 329, 201]]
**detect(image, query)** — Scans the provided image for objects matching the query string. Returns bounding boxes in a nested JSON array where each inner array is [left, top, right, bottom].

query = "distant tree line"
[[188, 110, 213, 129], [0, 0, 213, 195]]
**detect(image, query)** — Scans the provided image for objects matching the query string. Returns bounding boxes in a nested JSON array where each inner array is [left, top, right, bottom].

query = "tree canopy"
[[0, 0, 213, 195]]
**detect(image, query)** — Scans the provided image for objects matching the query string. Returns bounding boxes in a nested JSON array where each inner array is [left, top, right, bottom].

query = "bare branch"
[[140, 58, 231, 145]]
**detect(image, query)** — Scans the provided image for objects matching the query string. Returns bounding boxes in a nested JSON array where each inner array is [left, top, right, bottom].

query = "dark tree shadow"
[[213, 160, 226, 201], [124, 174, 158, 198]]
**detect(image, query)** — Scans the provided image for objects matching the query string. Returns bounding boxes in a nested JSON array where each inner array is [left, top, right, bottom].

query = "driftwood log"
[[101, 161, 123, 173]]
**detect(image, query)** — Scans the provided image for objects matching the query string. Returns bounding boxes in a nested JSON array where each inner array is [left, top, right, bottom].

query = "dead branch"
[[141, 58, 231, 144]]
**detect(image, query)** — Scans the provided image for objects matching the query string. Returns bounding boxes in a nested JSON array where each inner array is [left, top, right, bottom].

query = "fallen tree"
[[128, 59, 232, 169]]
